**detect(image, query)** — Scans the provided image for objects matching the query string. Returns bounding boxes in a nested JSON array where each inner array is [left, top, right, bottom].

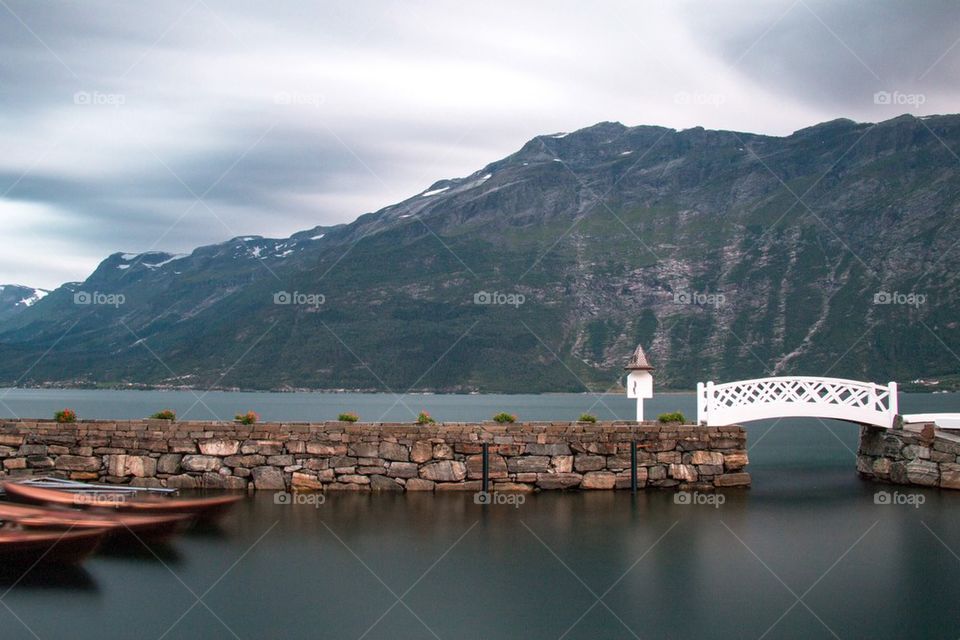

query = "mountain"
[[1, 114, 959, 392], [0, 285, 49, 323]]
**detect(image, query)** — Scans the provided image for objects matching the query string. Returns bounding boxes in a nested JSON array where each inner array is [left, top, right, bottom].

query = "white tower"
[[625, 344, 654, 422]]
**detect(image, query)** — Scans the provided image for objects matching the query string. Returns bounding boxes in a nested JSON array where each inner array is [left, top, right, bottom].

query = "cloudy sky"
[[1, 0, 958, 289]]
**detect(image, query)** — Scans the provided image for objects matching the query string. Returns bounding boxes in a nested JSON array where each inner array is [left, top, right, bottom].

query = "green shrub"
[[338, 412, 359, 423], [54, 408, 77, 423], [657, 412, 686, 424], [416, 411, 436, 425], [492, 412, 516, 424], [235, 411, 259, 425], [578, 413, 597, 423], [150, 409, 176, 420]]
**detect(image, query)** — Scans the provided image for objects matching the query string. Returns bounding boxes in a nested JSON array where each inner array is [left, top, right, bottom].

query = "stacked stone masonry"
[[858, 423, 960, 489], [0, 420, 750, 492]]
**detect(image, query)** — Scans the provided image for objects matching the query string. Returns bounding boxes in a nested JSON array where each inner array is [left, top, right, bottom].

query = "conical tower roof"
[[624, 344, 653, 371]]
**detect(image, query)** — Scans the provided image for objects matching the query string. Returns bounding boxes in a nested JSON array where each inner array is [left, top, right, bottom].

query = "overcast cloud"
[[1, 0, 958, 288]]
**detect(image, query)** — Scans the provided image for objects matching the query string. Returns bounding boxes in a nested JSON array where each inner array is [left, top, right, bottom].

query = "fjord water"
[[0, 391, 959, 639]]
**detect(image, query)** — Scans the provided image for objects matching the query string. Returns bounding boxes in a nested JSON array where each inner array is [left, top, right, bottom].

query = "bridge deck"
[[903, 413, 960, 430]]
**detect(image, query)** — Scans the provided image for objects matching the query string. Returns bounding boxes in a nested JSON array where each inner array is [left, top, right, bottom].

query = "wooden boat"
[[0, 502, 192, 543], [0, 526, 107, 566], [3, 482, 243, 523]]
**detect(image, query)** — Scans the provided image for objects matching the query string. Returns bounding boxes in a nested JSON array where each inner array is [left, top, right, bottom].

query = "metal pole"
[[630, 440, 637, 495], [482, 442, 490, 493]]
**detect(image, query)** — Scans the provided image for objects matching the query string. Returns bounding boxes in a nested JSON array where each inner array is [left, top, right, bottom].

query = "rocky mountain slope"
[[1, 114, 958, 392], [0, 285, 49, 324]]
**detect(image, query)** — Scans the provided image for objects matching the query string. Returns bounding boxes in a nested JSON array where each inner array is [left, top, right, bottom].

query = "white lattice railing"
[[697, 376, 899, 428]]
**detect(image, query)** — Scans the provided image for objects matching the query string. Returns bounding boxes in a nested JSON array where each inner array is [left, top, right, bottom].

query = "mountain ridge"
[[2, 113, 958, 392]]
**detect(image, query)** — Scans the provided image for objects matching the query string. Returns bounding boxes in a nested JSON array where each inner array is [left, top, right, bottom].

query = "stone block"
[[905, 460, 939, 487], [723, 451, 749, 470], [581, 471, 616, 489], [669, 463, 697, 482], [535, 473, 582, 490], [379, 442, 409, 462], [432, 443, 454, 459], [54, 455, 101, 472], [291, 471, 324, 491], [339, 474, 371, 485], [370, 475, 402, 491], [715, 473, 751, 487], [507, 456, 551, 473], [420, 460, 467, 482], [166, 474, 199, 489], [526, 443, 571, 456], [466, 454, 508, 479], [574, 454, 606, 472], [411, 441, 433, 463], [181, 455, 222, 473], [691, 451, 724, 466], [405, 478, 435, 491], [309, 443, 347, 456], [551, 455, 573, 473], [252, 466, 286, 490], [386, 461, 419, 478], [940, 463, 960, 490], [199, 439, 240, 456]]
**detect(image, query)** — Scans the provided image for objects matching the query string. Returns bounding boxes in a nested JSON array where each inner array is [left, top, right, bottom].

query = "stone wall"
[[857, 422, 960, 489], [0, 419, 750, 492]]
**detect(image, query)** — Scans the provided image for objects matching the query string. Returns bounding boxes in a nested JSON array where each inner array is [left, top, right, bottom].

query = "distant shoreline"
[[0, 384, 952, 395]]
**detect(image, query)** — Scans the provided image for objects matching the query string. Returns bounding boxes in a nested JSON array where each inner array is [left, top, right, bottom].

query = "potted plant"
[[54, 408, 77, 423], [578, 413, 597, 423], [492, 412, 516, 424], [235, 411, 259, 425], [150, 409, 177, 421], [416, 411, 436, 425], [657, 411, 686, 424], [338, 412, 359, 423]]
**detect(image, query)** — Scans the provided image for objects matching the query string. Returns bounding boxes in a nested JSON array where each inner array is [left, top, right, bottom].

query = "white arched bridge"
[[696, 376, 900, 428]]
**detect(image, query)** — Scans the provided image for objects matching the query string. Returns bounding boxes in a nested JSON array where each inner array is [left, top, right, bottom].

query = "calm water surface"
[[0, 391, 958, 639]]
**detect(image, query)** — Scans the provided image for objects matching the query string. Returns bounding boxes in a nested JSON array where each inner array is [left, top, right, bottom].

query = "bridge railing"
[[697, 376, 899, 428]]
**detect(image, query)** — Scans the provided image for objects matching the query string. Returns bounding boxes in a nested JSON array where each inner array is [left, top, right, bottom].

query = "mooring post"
[[482, 442, 490, 493], [630, 440, 637, 495]]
